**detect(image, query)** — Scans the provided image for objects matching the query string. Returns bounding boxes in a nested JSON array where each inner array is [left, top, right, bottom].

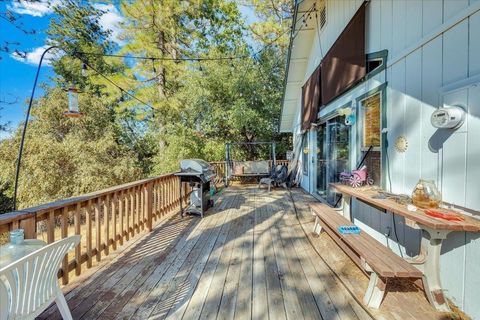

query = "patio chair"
[[0, 235, 80, 320], [259, 164, 288, 191]]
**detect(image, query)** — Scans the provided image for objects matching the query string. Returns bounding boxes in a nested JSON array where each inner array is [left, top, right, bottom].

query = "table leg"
[[414, 227, 451, 312]]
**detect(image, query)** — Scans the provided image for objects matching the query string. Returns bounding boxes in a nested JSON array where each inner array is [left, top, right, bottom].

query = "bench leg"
[[341, 194, 352, 221], [313, 216, 323, 235], [363, 273, 387, 309]]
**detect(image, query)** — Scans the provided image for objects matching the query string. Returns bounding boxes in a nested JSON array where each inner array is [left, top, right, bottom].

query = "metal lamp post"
[[12, 45, 83, 210]]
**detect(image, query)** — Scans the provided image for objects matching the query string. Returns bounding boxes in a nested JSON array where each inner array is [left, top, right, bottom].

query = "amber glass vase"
[[411, 179, 442, 209]]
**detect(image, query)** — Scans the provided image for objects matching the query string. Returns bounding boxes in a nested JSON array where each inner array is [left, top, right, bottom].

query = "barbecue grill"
[[175, 159, 215, 218]]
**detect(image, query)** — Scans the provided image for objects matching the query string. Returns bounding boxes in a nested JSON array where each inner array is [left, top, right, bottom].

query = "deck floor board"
[[39, 185, 449, 320]]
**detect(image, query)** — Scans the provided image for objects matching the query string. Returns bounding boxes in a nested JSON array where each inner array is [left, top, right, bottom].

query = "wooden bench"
[[310, 203, 423, 309]]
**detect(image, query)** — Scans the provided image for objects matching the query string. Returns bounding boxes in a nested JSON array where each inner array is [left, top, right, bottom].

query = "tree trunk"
[[157, 30, 166, 99]]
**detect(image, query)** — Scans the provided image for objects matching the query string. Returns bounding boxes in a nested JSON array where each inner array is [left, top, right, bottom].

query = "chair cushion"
[[234, 164, 244, 175], [249, 161, 270, 174]]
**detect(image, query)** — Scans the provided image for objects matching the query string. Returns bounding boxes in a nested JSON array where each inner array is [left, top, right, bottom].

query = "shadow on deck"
[[38, 185, 451, 320]]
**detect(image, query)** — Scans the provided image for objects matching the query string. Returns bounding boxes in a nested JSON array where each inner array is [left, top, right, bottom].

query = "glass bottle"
[[411, 179, 442, 209], [9, 229, 25, 245]]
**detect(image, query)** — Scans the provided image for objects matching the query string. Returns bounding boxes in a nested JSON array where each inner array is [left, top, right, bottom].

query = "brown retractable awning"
[[301, 65, 321, 131], [321, 2, 366, 106]]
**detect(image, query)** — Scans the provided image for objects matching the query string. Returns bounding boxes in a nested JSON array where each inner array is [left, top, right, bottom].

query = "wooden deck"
[[39, 186, 451, 320]]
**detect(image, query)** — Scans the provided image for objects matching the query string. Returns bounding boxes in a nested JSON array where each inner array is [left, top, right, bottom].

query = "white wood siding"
[[297, 1, 480, 317], [367, 2, 480, 316]]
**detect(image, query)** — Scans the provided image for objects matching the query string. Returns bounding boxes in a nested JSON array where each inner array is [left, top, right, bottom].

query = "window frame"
[[365, 50, 388, 80], [355, 83, 388, 188]]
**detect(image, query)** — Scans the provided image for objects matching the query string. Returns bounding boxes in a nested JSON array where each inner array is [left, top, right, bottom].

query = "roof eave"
[[278, 1, 300, 133]]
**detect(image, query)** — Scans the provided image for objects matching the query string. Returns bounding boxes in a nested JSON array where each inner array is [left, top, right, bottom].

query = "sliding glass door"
[[316, 115, 350, 205]]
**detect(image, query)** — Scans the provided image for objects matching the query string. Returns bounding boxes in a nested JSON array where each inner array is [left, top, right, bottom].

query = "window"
[[361, 93, 381, 150], [302, 137, 309, 176], [359, 92, 382, 186], [367, 59, 383, 74], [365, 50, 387, 79]]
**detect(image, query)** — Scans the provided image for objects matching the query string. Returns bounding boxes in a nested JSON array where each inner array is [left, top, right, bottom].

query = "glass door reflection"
[[316, 116, 350, 205]]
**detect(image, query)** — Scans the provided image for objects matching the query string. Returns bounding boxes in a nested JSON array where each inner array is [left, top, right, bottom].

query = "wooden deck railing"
[[0, 160, 288, 285], [210, 160, 289, 180], [0, 173, 188, 285]]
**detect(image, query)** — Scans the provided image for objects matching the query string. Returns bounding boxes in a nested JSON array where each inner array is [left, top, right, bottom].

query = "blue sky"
[[0, 1, 255, 138], [0, 1, 54, 137]]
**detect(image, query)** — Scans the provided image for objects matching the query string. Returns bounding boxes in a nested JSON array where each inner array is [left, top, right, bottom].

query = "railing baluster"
[[153, 181, 160, 223], [146, 183, 153, 232], [74, 203, 81, 276], [86, 199, 92, 268], [168, 178, 172, 212], [112, 192, 117, 251], [95, 198, 101, 262], [128, 188, 135, 237], [161, 178, 167, 217], [119, 190, 124, 246], [104, 194, 110, 256], [141, 186, 145, 230], [135, 187, 140, 233], [61, 207, 69, 285]]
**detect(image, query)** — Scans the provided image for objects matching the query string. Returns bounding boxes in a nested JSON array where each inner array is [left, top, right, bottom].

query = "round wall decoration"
[[395, 136, 408, 153]]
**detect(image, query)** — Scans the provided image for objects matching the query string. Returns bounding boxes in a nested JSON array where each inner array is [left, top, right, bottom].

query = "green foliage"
[[0, 88, 141, 209], [0, 0, 293, 211], [0, 182, 13, 214], [152, 123, 207, 174], [47, 0, 122, 94]]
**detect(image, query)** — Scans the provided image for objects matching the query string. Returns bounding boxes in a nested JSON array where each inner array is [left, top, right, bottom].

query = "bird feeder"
[[64, 86, 83, 118]]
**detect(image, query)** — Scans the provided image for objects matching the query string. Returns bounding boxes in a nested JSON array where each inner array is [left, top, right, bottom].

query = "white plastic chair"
[[0, 235, 80, 320]]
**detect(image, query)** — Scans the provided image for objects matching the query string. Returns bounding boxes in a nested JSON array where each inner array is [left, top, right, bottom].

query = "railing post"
[[19, 213, 36, 239], [146, 182, 153, 232], [74, 203, 81, 276]]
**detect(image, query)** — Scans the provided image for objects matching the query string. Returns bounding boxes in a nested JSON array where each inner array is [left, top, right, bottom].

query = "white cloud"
[[11, 45, 62, 66], [94, 3, 124, 45], [7, 0, 60, 17]]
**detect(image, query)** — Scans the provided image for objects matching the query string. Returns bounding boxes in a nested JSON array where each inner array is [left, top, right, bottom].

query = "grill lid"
[[180, 159, 212, 173], [177, 159, 215, 182]]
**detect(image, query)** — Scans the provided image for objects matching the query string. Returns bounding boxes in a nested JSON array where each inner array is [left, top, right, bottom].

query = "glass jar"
[[10, 229, 25, 245], [411, 179, 442, 209]]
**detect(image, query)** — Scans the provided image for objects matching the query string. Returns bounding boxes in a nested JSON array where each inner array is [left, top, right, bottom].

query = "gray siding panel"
[[298, 0, 480, 317]]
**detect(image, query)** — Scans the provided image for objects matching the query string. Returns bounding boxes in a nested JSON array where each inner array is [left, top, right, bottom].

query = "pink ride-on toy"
[[339, 166, 374, 188]]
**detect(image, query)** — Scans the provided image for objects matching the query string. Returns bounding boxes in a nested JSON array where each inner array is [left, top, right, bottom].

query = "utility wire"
[[74, 5, 314, 64], [75, 51, 249, 61], [76, 55, 154, 110], [64, 5, 315, 111]]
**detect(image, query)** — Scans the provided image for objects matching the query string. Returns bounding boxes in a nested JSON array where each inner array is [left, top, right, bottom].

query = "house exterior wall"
[[289, 0, 480, 317]]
